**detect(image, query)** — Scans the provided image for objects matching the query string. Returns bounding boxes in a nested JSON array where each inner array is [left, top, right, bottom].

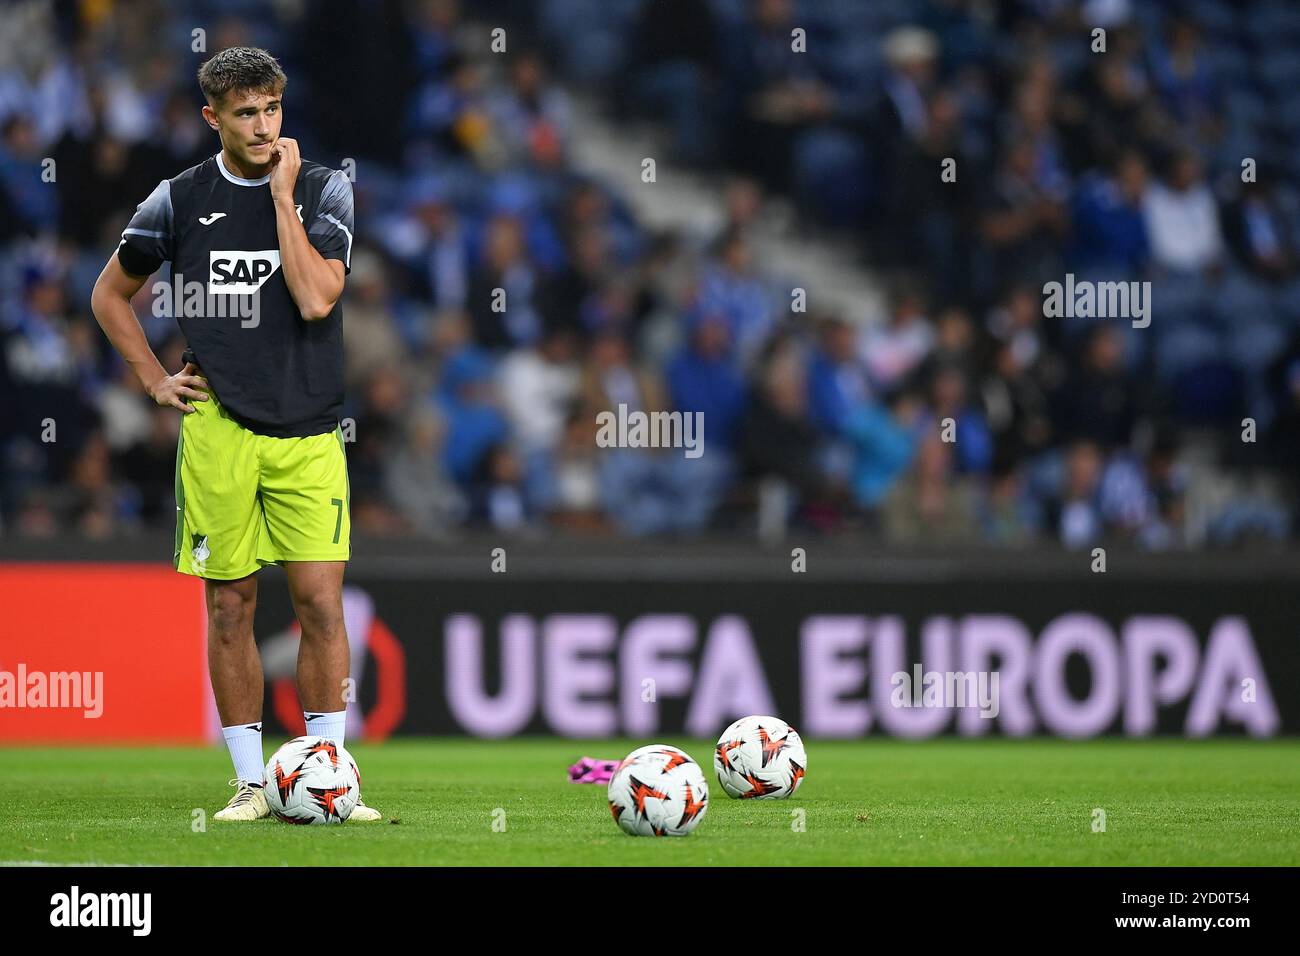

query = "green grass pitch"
[[2, 738, 1297, 866]]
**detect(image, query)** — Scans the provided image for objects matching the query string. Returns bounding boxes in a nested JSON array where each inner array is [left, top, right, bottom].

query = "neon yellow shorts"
[[173, 391, 350, 579]]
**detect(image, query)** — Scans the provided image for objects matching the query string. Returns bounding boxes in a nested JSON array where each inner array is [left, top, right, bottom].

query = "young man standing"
[[90, 47, 379, 821]]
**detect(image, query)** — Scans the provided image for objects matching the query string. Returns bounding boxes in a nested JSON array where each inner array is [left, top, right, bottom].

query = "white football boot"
[[347, 758, 381, 821], [214, 779, 269, 821]]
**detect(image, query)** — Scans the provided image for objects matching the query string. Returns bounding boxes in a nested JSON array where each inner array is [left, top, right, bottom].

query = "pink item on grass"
[[567, 756, 620, 784]]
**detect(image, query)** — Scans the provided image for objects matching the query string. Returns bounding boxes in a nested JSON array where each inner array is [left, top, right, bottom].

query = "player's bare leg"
[[285, 560, 380, 819], [208, 574, 262, 722], [285, 560, 349, 712], [207, 573, 270, 821]]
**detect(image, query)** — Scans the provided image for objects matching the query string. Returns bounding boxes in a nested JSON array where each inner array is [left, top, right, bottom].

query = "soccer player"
[[90, 47, 380, 822]]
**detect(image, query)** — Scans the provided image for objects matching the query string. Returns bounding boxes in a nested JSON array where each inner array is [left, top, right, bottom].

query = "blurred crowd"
[[1, 0, 1298, 548]]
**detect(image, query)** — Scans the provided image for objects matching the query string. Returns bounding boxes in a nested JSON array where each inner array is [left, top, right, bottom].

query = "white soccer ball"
[[264, 735, 360, 824], [607, 744, 709, 837], [714, 715, 807, 799]]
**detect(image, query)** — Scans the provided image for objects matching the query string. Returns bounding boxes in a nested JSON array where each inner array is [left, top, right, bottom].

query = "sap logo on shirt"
[[209, 250, 281, 295]]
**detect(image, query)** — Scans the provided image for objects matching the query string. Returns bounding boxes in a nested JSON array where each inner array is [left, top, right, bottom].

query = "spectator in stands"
[[1052, 324, 1139, 450], [346, 366, 410, 533], [981, 455, 1040, 545], [1143, 148, 1225, 276], [879, 26, 939, 146], [737, 341, 840, 520], [1099, 427, 1187, 549], [527, 406, 606, 531], [488, 48, 571, 171], [984, 282, 1057, 378], [381, 176, 469, 316], [114, 403, 181, 527], [580, 331, 666, 423], [342, 248, 407, 392], [1063, 46, 1157, 174], [860, 280, 934, 394], [666, 316, 748, 450], [497, 326, 581, 454], [435, 340, 510, 487], [722, 0, 838, 189], [466, 214, 543, 349], [980, 337, 1054, 470], [1148, 17, 1221, 137], [695, 227, 777, 371], [1002, 61, 1070, 202], [539, 223, 611, 339], [883, 86, 978, 295], [807, 316, 873, 436], [845, 388, 921, 511], [384, 402, 466, 536], [1051, 439, 1105, 549], [469, 443, 533, 531], [627, 0, 723, 166], [1070, 148, 1150, 276], [0, 115, 58, 240], [979, 135, 1069, 293], [928, 362, 993, 475], [1223, 168, 1298, 283], [927, 306, 980, 380], [883, 432, 980, 543], [409, 49, 509, 168]]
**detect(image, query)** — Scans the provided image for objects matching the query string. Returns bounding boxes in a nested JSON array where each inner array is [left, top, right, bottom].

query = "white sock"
[[303, 709, 347, 746], [222, 722, 265, 784]]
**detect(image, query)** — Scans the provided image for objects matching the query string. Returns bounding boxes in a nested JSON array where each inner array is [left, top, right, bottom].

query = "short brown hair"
[[197, 46, 286, 104]]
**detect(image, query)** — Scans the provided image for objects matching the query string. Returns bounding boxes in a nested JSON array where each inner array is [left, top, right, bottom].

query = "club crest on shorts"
[[191, 533, 210, 567]]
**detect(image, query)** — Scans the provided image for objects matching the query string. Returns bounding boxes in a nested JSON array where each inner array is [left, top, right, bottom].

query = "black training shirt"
[[117, 152, 353, 438]]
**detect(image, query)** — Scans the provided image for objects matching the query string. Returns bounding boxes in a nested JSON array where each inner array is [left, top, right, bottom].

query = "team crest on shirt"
[[191, 533, 210, 568], [209, 250, 282, 295]]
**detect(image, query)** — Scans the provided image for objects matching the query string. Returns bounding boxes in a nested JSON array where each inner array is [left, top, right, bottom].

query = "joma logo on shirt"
[[209, 250, 281, 295]]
